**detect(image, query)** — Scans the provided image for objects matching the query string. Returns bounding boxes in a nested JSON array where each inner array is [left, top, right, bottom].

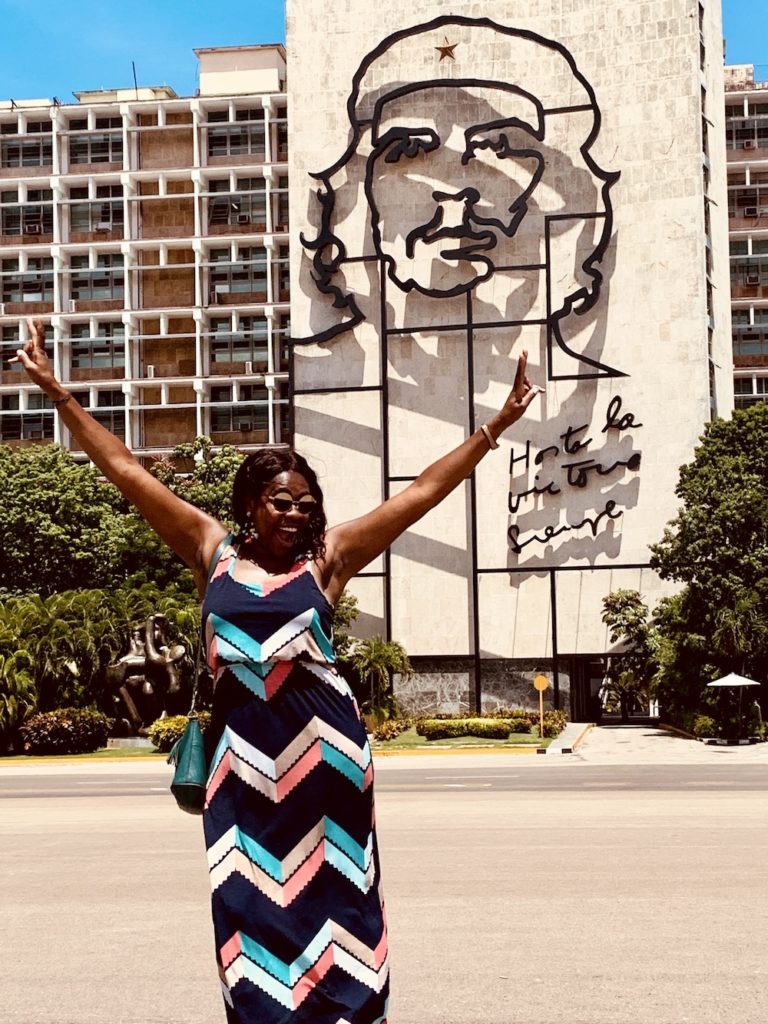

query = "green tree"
[[649, 404, 768, 723], [601, 589, 658, 720], [0, 444, 126, 596], [348, 635, 412, 725]]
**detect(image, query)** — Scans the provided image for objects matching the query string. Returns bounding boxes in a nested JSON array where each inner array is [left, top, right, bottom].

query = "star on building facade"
[[435, 37, 458, 61]]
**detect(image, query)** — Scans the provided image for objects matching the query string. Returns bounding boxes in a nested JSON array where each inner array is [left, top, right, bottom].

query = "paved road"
[[2, 759, 768, 796], [2, 744, 768, 1024]]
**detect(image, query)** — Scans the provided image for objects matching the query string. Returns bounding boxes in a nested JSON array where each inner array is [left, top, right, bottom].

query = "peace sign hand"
[[497, 350, 544, 429], [9, 318, 56, 392]]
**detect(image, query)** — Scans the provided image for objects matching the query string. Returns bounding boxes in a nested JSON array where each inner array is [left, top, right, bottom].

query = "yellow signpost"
[[533, 673, 549, 743]]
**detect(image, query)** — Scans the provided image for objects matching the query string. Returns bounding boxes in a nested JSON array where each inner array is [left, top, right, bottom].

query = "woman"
[[14, 317, 542, 1024]]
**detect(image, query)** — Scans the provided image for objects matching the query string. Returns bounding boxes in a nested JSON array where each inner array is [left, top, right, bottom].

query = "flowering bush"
[[19, 707, 112, 755]]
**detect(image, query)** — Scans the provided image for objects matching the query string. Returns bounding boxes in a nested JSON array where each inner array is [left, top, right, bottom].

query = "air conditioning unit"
[[745, 206, 759, 217], [244, 360, 254, 374], [69, 299, 78, 313], [746, 273, 760, 285], [95, 221, 111, 231], [236, 213, 251, 225], [146, 364, 155, 379], [239, 421, 254, 432], [25, 223, 42, 235], [744, 139, 757, 149]]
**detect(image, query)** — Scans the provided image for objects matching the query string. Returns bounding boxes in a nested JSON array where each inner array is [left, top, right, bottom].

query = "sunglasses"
[[267, 491, 318, 515]]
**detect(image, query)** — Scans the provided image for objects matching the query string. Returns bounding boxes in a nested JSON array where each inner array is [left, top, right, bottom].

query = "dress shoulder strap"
[[206, 532, 234, 583]]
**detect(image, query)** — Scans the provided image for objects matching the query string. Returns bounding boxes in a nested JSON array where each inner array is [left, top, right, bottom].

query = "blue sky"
[[0, 0, 763, 101]]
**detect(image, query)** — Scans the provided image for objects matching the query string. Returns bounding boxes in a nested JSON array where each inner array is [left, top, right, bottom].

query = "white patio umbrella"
[[706, 673, 761, 740], [706, 673, 761, 688]]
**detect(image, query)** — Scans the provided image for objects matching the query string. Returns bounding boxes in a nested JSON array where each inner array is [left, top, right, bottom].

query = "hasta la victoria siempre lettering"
[[506, 395, 642, 552]]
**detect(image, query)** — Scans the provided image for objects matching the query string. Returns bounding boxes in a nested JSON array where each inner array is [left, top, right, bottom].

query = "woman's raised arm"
[[12, 318, 227, 590], [321, 351, 543, 600]]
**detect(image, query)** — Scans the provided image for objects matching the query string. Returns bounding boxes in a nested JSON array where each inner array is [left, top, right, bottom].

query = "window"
[[1, 323, 53, 371], [70, 254, 125, 301], [0, 392, 54, 441], [731, 258, 768, 288], [207, 108, 265, 159], [734, 376, 768, 407], [209, 246, 267, 301], [70, 322, 126, 369], [274, 314, 290, 371], [1, 256, 54, 303], [275, 113, 288, 160], [0, 121, 52, 168], [729, 240, 748, 257], [274, 175, 289, 229], [0, 189, 53, 236], [276, 244, 290, 298], [70, 117, 123, 165], [209, 316, 268, 365], [753, 239, 768, 255], [207, 177, 266, 228], [210, 383, 269, 433], [70, 184, 124, 233], [76, 388, 125, 436]]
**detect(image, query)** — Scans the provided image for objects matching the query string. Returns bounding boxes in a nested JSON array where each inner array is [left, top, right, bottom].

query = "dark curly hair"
[[231, 448, 327, 561]]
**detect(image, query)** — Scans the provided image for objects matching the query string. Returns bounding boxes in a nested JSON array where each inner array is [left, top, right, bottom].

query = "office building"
[[0, 45, 290, 461], [726, 63, 768, 409]]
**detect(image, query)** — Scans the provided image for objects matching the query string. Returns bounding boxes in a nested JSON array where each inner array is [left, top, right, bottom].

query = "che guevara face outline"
[[364, 80, 546, 298]]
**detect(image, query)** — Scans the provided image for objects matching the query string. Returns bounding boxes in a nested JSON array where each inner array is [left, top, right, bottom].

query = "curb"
[[538, 722, 594, 755]]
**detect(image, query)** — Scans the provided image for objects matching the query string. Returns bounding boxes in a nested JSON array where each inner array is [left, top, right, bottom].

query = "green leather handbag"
[[167, 532, 232, 815], [167, 713, 207, 815]]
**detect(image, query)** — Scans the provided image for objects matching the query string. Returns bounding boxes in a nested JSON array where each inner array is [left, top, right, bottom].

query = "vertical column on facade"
[[51, 180, 63, 247], [50, 105, 62, 177]]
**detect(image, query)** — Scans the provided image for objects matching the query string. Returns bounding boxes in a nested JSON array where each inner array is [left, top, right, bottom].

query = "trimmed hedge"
[[414, 709, 568, 742], [148, 712, 211, 753], [416, 718, 513, 741], [19, 708, 113, 755]]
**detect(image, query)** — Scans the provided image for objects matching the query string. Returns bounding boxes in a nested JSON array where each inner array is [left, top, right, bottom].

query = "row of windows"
[[0, 317, 291, 371], [0, 386, 287, 441], [734, 377, 768, 408], [726, 103, 768, 119], [0, 178, 289, 236], [730, 241, 768, 256], [0, 109, 287, 169], [0, 247, 290, 304]]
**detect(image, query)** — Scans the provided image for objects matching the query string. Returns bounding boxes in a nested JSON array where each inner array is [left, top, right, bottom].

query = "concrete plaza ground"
[[1, 726, 767, 1024]]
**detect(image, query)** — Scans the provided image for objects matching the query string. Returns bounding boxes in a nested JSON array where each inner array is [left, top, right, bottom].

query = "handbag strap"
[[188, 532, 233, 715]]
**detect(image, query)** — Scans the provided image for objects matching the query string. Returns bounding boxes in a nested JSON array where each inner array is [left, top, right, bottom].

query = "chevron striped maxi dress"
[[202, 542, 389, 1024]]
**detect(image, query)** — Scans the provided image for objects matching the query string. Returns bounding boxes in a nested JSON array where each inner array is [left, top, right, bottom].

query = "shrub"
[[691, 714, 717, 739], [148, 712, 211, 753], [416, 718, 512, 741], [371, 718, 410, 742], [542, 709, 568, 738], [19, 707, 113, 755]]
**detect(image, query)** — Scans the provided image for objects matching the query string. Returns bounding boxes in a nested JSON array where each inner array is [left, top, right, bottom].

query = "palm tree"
[[348, 636, 412, 725]]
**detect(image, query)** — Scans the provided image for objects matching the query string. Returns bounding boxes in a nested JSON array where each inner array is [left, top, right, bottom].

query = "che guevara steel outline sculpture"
[[297, 14, 624, 382]]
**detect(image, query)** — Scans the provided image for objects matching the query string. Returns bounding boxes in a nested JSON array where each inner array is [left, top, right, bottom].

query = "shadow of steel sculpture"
[[108, 615, 188, 736]]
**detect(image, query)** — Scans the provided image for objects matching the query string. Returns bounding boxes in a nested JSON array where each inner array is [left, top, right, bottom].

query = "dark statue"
[[108, 615, 189, 736]]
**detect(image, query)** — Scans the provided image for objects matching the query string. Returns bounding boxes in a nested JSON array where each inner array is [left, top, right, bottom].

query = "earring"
[[242, 511, 258, 544]]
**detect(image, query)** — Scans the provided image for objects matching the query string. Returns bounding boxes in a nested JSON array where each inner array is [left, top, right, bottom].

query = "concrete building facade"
[[287, 0, 733, 715], [725, 63, 768, 409], [0, 45, 290, 462]]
